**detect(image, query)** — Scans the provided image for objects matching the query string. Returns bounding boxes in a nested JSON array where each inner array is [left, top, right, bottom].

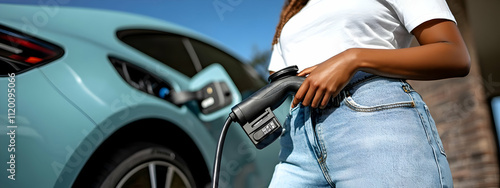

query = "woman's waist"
[[330, 72, 417, 107]]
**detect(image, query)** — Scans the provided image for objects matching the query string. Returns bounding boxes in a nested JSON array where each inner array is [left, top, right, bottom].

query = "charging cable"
[[212, 113, 236, 188]]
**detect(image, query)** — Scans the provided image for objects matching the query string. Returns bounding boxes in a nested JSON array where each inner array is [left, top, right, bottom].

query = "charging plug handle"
[[231, 75, 305, 125]]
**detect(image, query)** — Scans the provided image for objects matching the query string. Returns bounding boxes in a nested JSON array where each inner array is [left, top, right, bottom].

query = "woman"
[[268, 0, 470, 187]]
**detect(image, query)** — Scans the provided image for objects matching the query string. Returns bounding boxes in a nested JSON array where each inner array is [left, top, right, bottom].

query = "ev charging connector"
[[212, 66, 304, 188]]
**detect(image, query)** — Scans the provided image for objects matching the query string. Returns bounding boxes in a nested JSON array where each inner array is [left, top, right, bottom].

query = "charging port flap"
[[198, 82, 232, 114]]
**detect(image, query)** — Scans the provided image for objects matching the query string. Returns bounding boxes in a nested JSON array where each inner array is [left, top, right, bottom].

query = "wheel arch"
[[72, 118, 211, 187]]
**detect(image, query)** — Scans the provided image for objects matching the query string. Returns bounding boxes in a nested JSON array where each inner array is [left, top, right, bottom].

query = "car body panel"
[[0, 69, 96, 188]]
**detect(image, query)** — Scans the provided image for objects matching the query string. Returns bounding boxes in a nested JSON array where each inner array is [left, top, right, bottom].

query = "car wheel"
[[95, 143, 197, 188]]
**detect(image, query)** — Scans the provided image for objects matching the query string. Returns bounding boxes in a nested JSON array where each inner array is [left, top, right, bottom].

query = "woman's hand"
[[292, 49, 360, 109]]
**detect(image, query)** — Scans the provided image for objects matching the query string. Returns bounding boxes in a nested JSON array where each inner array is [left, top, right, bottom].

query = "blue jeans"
[[269, 76, 453, 188]]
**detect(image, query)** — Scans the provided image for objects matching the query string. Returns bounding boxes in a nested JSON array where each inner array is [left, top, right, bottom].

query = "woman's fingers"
[[292, 82, 309, 108], [309, 83, 327, 108], [297, 66, 317, 76], [320, 92, 332, 109], [302, 81, 318, 107]]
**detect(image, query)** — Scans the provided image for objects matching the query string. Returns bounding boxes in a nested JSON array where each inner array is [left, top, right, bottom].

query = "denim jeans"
[[269, 76, 453, 188]]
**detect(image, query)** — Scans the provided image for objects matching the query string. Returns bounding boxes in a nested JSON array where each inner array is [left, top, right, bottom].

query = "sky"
[[0, 0, 285, 62]]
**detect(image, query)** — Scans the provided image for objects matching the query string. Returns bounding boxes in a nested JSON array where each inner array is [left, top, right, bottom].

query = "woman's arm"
[[292, 19, 471, 109]]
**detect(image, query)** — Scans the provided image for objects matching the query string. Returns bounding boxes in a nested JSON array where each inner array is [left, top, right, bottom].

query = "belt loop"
[[331, 90, 348, 107], [332, 97, 340, 107]]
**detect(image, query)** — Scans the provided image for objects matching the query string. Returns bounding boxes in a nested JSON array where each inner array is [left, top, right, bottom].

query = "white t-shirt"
[[268, 0, 456, 72]]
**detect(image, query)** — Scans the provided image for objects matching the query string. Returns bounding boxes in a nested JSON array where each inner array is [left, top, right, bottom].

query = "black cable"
[[212, 113, 236, 188]]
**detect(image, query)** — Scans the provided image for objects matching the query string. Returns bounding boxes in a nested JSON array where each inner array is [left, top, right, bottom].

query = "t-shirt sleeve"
[[387, 0, 456, 33], [268, 42, 287, 72]]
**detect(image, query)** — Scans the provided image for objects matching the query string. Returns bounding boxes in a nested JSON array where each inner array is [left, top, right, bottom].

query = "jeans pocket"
[[424, 105, 447, 156], [343, 81, 416, 112]]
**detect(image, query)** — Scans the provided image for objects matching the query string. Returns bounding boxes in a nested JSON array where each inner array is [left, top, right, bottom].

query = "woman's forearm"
[[353, 43, 470, 80], [354, 20, 470, 80]]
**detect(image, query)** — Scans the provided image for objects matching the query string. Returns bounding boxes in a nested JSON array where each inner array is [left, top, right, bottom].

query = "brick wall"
[[410, 64, 499, 188], [407, 1, 499, 187]]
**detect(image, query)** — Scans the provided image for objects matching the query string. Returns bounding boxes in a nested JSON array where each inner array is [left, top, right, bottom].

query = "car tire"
[[90, 142, 197, 188]]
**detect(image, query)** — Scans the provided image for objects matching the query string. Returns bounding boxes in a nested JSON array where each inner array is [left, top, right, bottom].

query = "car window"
[[189, 39, 266, 97], [118, 30, 198, 77], [118, 29, 266, 96]]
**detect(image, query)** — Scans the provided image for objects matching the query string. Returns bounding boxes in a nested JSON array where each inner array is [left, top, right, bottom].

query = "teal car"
[[0, 4, 283, 188]]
